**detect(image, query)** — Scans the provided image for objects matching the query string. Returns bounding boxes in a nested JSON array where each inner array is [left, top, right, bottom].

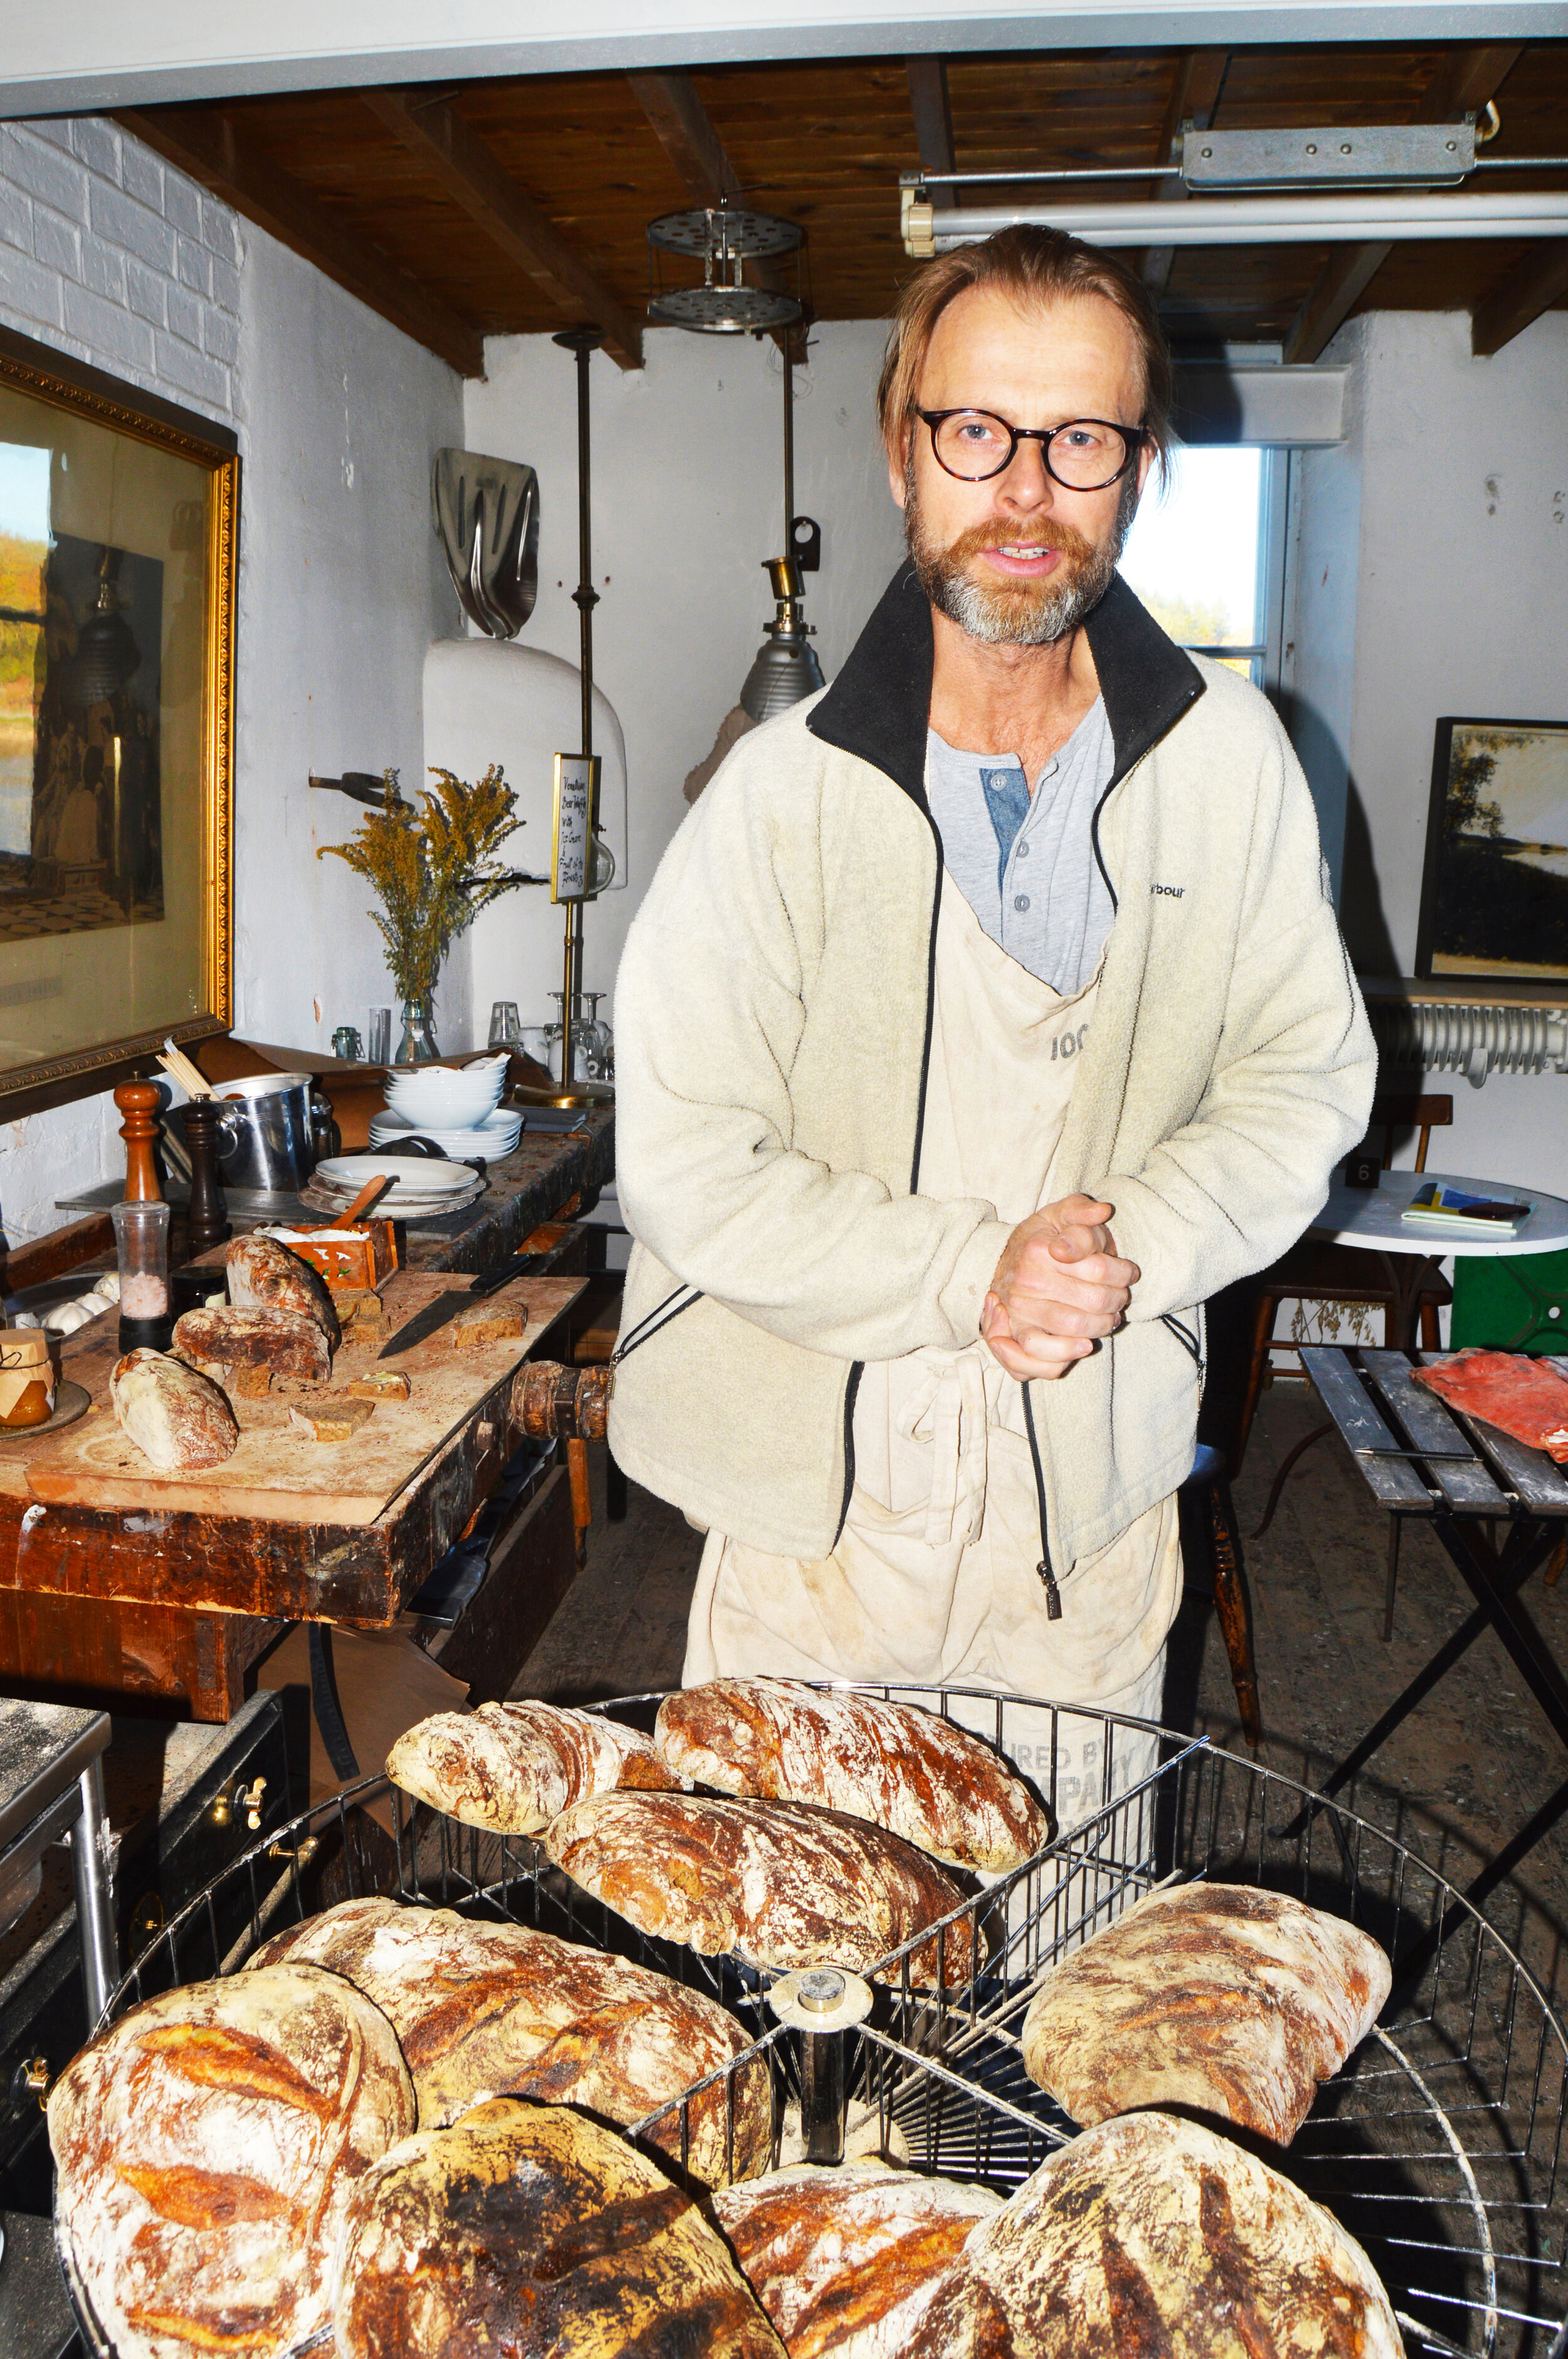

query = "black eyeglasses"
[[916, 409, 1149, 491]]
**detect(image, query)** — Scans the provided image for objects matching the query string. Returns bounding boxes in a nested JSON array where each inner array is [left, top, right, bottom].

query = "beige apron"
[[684, 875, 1183, 1828]]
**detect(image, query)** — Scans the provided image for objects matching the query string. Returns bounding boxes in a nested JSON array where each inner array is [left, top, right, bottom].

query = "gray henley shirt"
[[925, 696, 1115, 997]]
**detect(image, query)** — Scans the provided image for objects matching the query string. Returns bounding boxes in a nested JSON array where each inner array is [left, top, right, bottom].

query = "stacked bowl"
[[369, 1056, 522, 1160]]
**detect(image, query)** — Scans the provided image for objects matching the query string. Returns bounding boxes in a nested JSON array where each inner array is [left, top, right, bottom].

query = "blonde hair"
[[876, 225, 1173, 484]]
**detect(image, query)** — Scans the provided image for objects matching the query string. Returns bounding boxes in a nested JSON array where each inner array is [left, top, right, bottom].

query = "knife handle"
[[469, 1250, 546, 1299]]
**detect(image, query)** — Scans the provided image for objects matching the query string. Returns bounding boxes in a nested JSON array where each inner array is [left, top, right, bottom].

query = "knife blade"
[[377, 1252, 547, 1359]]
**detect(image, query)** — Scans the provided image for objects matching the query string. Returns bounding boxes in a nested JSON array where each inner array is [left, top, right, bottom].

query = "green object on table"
[[1451, 1247, 1568, 1354]]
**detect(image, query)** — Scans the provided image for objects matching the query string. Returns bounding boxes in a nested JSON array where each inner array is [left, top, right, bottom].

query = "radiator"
[[1366, 998, 1568, 1088]]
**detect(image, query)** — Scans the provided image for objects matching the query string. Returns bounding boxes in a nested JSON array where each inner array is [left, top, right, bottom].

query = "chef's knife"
[[377, 1250, 546, 1359]]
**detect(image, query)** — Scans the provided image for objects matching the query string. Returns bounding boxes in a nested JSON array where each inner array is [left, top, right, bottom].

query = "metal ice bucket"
[[206, 1073, 319, 1193]]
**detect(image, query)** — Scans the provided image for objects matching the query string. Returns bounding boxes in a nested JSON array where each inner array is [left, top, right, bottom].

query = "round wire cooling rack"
[[55, 1690, 1568, 2359]]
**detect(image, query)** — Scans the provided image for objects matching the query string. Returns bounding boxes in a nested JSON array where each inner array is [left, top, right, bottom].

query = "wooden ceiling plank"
[[363, 86, 642, 369], [115, 105, 484, 376], [906, 55, 958, 181], [1143, 50, 1230, 294], [628, 68, 743, 203], [1472, 239, 1568, 356], [1284, 43, 1526, 366]]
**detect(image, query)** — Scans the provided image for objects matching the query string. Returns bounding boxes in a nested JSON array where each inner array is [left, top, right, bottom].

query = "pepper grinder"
[[182, 1098, 230, 1259], [112, 1077, 172, 1353]]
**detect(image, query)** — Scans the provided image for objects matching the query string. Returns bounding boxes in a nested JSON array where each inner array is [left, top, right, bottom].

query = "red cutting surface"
[[1414, 1351, 1568, 1464]]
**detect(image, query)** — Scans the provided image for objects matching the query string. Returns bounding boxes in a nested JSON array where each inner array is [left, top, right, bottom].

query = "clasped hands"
[[981, 1195, 1139, 1382]]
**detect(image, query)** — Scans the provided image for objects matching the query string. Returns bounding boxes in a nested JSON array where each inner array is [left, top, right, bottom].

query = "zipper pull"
[[1038, 1563, 1062, 1621]]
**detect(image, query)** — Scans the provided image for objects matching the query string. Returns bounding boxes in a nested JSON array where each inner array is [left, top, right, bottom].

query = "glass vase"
[[395, 998, 439, 1065]]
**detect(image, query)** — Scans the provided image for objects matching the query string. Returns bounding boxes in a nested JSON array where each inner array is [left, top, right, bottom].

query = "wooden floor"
[[516, 1382, 1568, 2013]]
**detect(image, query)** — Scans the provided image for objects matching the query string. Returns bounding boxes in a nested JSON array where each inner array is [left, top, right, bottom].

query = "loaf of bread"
[[331, 2097, 787, 2359], [248, 1895, 771, 2184], [1021, 1883, 1392, 2146], [49, 1963, 413, 2359], [711, 2162, 1003, 2358], [657, 1678, 1051, 1872], [544, 1791, 973, 1988], [173, 1303, 331, 1388], [900, 2110, 1401, 2358], [226, 1233, 341, 1350], [386, 1698, 681, 1835], [110, 1348, 239, 1472]]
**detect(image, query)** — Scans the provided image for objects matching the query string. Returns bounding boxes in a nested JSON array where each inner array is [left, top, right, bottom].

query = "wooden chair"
[[1236, 1094, 1454, 1475]]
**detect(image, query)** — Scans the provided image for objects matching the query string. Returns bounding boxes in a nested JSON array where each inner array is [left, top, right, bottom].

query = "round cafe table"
[[1308, 1166, 1568, 1354]]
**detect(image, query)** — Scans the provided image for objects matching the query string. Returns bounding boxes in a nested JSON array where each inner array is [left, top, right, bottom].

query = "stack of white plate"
[[367, 1105, 523, 1159], [302, 1153, 487, 1223]]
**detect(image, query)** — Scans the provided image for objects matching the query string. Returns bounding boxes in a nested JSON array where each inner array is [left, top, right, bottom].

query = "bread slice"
[[248, 1895, 771, 2185], [544, 1790, 973, 1989], [1021, 1883, 1392, 2145], [386, 1699, 681, 1835], [712, 2162, 1003, 2358], [900, 2111, 1401, 2357], [331, 2099, 786, 2358], [49, 1964, 413, 2359], [657, 1678, 1051, 1872]]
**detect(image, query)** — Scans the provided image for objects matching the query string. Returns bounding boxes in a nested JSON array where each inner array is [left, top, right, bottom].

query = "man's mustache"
[[937, 515, 1098, 568]]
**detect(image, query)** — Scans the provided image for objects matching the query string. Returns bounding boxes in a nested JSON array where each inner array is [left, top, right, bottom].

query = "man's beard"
[[905, 456, 1138, 647]]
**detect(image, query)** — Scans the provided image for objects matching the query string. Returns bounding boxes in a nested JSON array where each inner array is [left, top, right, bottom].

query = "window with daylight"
[[1120, 445, 1282, 691]]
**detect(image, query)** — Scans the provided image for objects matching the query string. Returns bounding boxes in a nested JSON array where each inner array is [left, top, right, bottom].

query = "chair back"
[[1368, 1092, 1452, 1176]]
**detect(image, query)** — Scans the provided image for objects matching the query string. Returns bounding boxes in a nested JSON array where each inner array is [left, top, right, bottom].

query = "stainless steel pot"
[[205, 1073, 320, 1193]]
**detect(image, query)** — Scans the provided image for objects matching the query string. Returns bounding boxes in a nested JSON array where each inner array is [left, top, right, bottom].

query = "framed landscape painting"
[[1416, 717, 1568, 986], [0, 324, 237, 1116]]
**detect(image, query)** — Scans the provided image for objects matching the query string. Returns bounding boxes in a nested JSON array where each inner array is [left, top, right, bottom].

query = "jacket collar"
[[808, 561, 1204, 808]]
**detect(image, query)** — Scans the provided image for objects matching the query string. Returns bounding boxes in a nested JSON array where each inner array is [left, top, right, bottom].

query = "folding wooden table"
[[1299, 1345, 1568, 1919]]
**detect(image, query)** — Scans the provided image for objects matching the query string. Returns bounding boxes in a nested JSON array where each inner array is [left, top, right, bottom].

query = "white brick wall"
[[0, 115, 240, 423]]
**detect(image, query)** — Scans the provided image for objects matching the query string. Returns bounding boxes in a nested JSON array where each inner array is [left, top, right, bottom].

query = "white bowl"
[[383, 1060, 506, 1128]]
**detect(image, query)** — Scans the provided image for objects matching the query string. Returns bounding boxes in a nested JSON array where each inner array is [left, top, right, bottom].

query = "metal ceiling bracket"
[[1182, 120, 1476, 189]]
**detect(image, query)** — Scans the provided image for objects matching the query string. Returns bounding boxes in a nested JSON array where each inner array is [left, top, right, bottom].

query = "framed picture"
[[1416, 716, 1568, 986], [0, 323, 237, 1116]]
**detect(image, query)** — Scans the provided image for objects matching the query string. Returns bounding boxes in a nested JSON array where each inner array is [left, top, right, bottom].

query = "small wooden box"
[[257, 1219, 400, 1292]]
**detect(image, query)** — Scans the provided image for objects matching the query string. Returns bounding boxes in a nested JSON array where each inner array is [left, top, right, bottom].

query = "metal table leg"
[[69, 1755, 119, 2030]]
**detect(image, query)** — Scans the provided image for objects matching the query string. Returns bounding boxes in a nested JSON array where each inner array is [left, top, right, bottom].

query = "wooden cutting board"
[[9, 1274, 581, 1526]]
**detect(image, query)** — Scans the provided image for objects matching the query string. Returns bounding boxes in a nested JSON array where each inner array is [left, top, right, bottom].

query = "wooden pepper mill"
[[182, 1097, 230, 1257], [114, 1078, 164, 1203]]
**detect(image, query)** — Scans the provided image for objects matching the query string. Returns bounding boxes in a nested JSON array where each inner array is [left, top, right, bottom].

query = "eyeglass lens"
[[933, 413, 1131, 489]]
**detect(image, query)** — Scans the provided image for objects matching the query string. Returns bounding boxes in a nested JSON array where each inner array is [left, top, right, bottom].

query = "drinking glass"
[[489, 1000, 521, 1050], [367, 1008, 392, 1065]]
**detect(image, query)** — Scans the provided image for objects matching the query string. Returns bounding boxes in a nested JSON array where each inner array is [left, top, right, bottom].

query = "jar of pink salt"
[[110, 1198, 172, 1355]]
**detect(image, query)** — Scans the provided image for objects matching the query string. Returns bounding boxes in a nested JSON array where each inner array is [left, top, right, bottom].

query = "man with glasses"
[[612, 226, 1372, 1791]]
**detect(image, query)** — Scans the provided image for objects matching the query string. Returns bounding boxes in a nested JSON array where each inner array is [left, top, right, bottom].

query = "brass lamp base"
[[511, 1080, 615, 1111]]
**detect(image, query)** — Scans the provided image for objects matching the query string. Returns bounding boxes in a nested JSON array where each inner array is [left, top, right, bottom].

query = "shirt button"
[[1014, 893, 1030, 912]]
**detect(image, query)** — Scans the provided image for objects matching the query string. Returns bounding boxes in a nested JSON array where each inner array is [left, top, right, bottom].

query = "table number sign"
[[551, 754, 600, 903]]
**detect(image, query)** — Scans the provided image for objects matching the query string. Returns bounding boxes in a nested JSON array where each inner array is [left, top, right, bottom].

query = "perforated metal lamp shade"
[[739, 626, 824, 722], [63, 605, 138, 708]]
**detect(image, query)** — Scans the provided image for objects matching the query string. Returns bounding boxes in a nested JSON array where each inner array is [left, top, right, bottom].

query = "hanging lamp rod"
[[901, 157, 1568, 187]]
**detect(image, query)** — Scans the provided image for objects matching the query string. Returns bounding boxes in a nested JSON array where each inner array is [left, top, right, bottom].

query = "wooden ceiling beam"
[[363, 87, 642, 370], [115, 106, 484, 377], [1472, 240, 1568, 357], [1142, 50, 1230, 296], [906, 55, 958, 191], [1286, 42, 1522, 365]]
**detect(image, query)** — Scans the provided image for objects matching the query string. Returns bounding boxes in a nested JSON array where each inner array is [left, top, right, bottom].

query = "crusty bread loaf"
[[657, 1679, 1051, 1872], [711, 2163, 1003, 2358], [247, 1895, 771, 2183], [110, 1347, 239, 1471], [544, 1791, 973, 1989], [331, 2097, 787, 2359], [386, 1698, 681, 1834], [900, 2111, 1401, 2358], [173, 1303, 331, 1387], [48, 1963, 413, 2359], [1021, 1883, 1392, 2146], [226, 1233, 341, 1350]]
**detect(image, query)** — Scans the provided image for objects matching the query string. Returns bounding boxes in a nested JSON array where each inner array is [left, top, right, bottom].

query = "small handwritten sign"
[[551, 754, 600, 903]]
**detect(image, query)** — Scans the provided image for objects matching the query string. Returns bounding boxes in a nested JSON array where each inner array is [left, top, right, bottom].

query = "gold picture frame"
[[0, 323, 237, 1118]]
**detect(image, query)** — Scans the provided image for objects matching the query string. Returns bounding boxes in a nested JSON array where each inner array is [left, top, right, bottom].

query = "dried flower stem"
[[318, 765, 525, 1006]]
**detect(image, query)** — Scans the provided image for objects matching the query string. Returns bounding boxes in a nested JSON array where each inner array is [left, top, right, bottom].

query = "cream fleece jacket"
[[609, 571, 1374, 1569]]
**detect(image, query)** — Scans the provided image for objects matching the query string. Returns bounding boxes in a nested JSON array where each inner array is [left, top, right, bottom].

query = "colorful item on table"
[[1414, 1349, 1568, 1461], [1402, 1181, 1530, 1236]]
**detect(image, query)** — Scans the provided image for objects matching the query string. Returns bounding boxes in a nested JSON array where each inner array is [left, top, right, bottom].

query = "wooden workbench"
[[0, 1114, 614, 1720]]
